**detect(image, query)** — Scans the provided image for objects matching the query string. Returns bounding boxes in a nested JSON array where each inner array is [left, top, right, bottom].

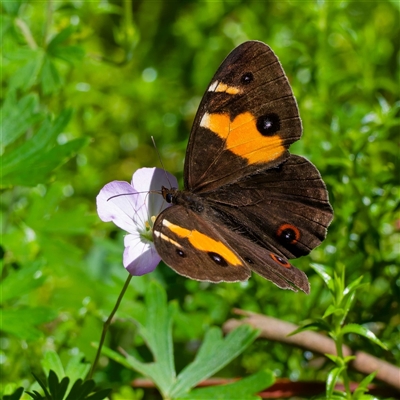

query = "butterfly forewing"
[[184, 41, 302, 192]]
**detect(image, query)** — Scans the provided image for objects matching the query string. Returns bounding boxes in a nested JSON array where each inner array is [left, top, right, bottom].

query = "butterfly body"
[[153, 41, 333, 293]]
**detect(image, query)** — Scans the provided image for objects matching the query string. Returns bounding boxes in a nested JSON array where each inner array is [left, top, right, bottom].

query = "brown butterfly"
[[153, 41, 333, 293]]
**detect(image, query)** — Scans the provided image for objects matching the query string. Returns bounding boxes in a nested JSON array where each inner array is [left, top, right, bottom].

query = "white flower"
[[96, 167, 178, 275]]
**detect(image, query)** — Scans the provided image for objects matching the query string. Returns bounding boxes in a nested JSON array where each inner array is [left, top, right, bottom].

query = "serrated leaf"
[[177, 369, 274, 399], [170, 324, 259, 398], [341, 324, 388, 349], [1, 261, 46, 303]]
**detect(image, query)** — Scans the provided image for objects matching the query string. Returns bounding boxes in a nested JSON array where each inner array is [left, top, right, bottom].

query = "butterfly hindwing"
[[184, 41, 302, 192], [203, 155, 333, 260], [154, 201, 310, 293], [153, 206, 251, 283]]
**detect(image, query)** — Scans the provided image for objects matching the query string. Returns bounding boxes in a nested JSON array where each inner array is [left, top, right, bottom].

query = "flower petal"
[[123, 234, 161, 275], [96, 181, 142, 233], [131, 167, 178, 218]]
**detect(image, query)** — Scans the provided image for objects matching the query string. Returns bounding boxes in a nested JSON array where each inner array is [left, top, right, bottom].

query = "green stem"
[[335, 332, 352, 398], [88, 273, 133, 380]]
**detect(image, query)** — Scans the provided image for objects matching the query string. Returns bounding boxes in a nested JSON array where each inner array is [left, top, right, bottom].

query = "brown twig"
[[222, 309, 400, 391]]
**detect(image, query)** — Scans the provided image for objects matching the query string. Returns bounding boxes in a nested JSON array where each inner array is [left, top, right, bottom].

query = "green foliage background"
[[1, 0, 399, 398]]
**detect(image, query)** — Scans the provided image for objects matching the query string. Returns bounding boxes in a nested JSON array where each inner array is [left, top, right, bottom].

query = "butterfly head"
[[161, 186, 178, 204]]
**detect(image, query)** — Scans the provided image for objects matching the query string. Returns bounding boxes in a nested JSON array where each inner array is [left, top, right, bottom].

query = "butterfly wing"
[[184, 41, 302, 192], [217, 223, 311, 293], [203, 155, 333, 260], [153, 206, 251, 283], [153, 201, 310, 292]]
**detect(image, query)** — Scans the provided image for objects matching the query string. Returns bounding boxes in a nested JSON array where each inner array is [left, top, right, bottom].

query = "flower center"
[[139, 216, 156, 242]]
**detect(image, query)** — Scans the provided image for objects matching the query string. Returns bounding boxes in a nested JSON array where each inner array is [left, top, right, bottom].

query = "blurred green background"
[[1, 0, 399, 398]]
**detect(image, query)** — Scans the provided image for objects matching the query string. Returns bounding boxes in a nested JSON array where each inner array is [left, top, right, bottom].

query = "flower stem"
[[88, 273, 133, 380]]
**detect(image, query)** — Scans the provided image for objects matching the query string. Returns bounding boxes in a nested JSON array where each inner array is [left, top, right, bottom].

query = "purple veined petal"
[[123, 234, 161, 275], [131, 167, 178, 218], [96, 181, 142, 233]]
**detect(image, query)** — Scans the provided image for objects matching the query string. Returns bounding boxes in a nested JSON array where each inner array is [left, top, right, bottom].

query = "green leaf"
[[343, 275, 365, 296], [8, 50, 44, 92], [31, 372, 52, 399], [1, 109, 72, 174], [1, 135, 88, 187], [310, 263, 335, 292], [85, 388, 113, 400], [352, 371, 377, 399], [326, 366, 345, 398], [65, 379, 94, 400], [325, 354, 344, 367], [42, 352, 66, 381], [40, 56, 62, 94], [1, 92, 43, 147], [3, 387, 24, 400], [341, 324, 388, 349], [47, 26, 76, 51], [177, 369, 274, 399], [1, 307, 57, 340], [325, 353, 355, 366], [338, 291, 355, 325], [46, 26, 84, 64], [288, 318, 332, 336], [48, 370, 69, 400], [0, 261, 46, 303], [322, 304, 344, 320], [3, 0, 25, 15], [64, 354, 91, 386], [170, 324, 259, 398], [105, 281, 176, 397], [138, 280, 176, 394], [103, 282, 258, 399]]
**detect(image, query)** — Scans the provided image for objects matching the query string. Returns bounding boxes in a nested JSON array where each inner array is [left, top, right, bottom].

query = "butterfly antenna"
[[151, 136, 173, 188]]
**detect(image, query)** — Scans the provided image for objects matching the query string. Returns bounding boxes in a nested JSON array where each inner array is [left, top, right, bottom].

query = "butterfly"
[[153, 41, 333, 293]]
